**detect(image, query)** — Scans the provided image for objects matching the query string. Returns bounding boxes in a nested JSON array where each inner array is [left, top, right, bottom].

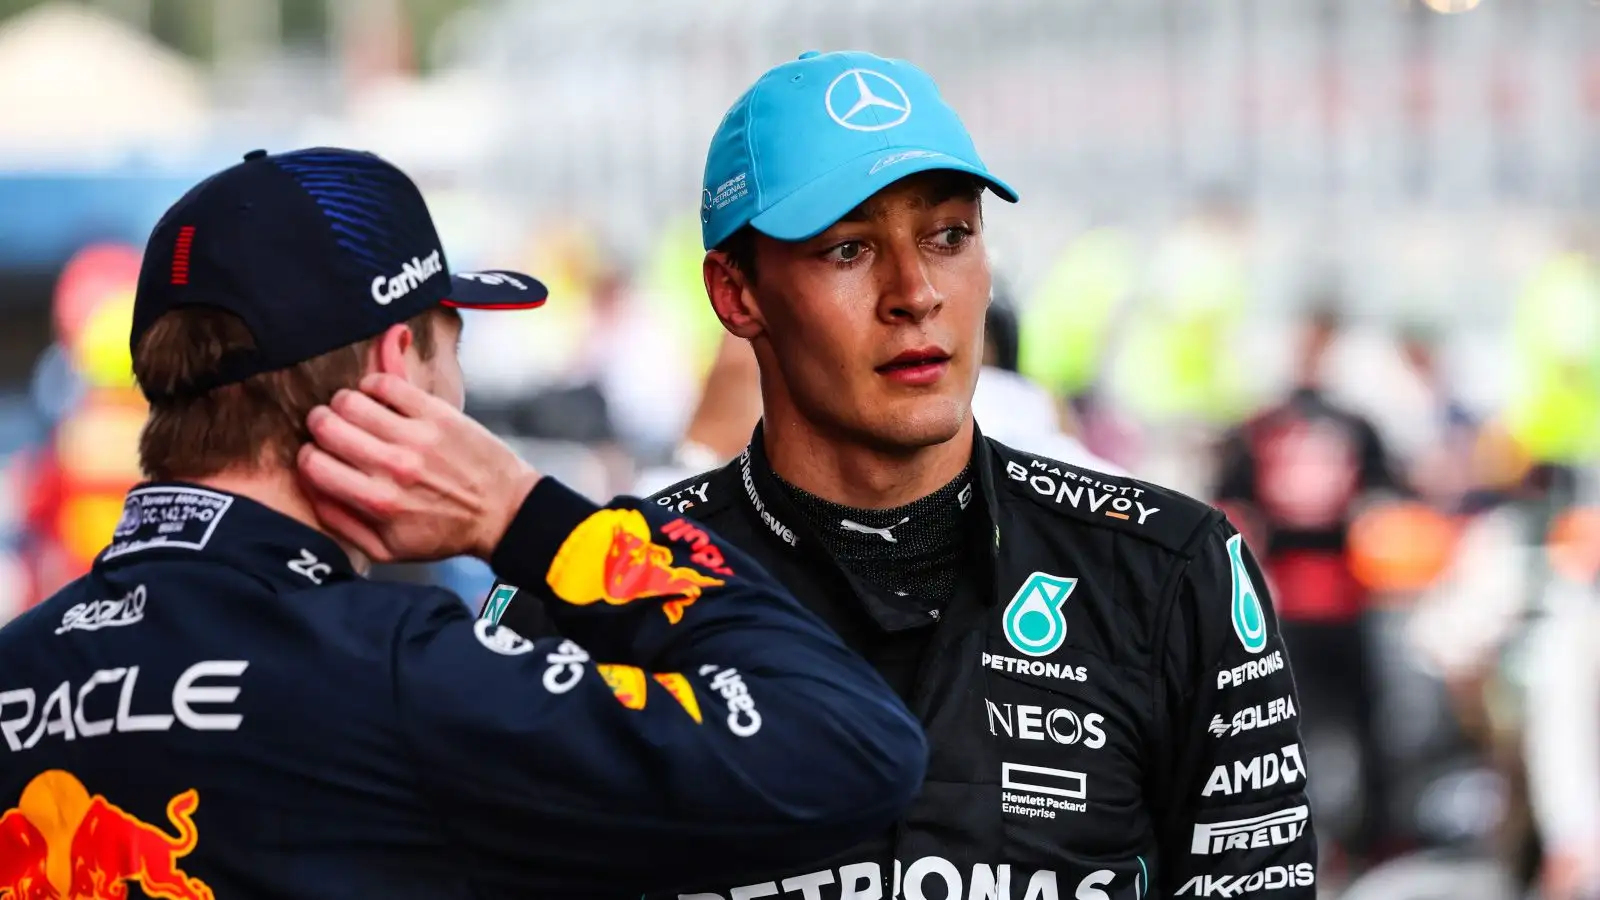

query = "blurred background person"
[[1212, 301, 1407, 875], [1519, 485, 1600, 900], [576, 261, 700, 464], [631, 330, 762, 497], [971, 274, 1131, 476], [1523, 553, 1600, 900], [1397, 322, 1483, 511]]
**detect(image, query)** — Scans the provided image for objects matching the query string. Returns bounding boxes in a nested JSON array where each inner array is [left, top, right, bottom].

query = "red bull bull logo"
[[0, 771, 212, 900], [546, 509, 726, 624]]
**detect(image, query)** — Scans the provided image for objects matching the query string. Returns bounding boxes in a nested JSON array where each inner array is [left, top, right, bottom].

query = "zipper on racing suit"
[[885, 522, 1004, 894]]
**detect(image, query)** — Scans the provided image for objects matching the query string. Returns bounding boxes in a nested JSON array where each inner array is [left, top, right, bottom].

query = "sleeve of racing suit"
[[481, 576, 556, 638], [1153, 516, 1317, 898], [395, 478, 928, 896], [1523, 580, 1600, 872]]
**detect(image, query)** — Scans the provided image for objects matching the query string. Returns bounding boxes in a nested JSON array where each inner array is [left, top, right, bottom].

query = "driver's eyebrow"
[[835, 176, 981, 226], [836, 193, 932, 225]]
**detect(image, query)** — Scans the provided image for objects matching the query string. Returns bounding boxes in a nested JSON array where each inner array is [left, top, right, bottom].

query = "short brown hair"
[[716, 226, 760, 283], [134, 307, 446, 481]]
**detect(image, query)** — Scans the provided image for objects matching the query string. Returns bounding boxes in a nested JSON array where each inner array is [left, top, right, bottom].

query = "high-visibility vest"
[[642, 215, 726, 378], [1507, 252, 1600, 464], [1113, 227, 1252, 424], [1019, 228, 1135, 398]]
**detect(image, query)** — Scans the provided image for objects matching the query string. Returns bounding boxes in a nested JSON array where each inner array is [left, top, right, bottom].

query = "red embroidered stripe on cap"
[[171, 226, 196, 285]]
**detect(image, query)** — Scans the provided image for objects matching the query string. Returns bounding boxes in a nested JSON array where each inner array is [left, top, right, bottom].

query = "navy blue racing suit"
[[0, 477, 926, 898]]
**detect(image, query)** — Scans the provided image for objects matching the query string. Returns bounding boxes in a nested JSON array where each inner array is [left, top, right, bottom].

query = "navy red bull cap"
[[130, 147, 548, 400]]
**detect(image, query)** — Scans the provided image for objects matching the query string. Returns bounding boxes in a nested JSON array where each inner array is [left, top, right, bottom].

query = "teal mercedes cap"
[[700, 50, 1020, 251]]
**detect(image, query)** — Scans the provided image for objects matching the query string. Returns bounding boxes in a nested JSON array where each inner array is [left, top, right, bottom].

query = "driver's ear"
[[370, 322, 416, 378], [704, 252, 764, 340]]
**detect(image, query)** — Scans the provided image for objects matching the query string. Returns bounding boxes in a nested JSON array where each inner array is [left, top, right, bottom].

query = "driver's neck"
[[761, 407, 975, 510], [192, 464, 371, 575]]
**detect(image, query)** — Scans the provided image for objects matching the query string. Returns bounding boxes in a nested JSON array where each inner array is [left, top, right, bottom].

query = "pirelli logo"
[[1190, 805, 1310, 855]]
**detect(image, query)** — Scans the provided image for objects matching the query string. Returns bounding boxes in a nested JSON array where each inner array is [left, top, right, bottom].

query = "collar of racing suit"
[[772, 460, 975, 605], [92, 481, 361, 592], [736, 422, 1006, 624]]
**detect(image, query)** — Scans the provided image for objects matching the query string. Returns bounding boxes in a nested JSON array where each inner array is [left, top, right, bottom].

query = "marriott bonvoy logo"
[[371, 249, 443, 305]]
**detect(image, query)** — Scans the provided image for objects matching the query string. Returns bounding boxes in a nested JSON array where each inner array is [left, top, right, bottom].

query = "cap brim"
[[442, 270, 549, 310], [749, 149, 1019, 243]]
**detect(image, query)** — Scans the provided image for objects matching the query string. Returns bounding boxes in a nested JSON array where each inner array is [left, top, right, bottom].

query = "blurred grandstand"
[[1, 0, 1598, 897]]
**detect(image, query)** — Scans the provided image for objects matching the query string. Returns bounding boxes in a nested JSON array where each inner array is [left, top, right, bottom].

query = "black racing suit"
[[493, 428, 1318, 899], [0, 478, 926, 899]]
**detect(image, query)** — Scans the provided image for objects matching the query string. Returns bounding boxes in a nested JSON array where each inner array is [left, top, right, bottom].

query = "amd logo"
[[1201, 744, 1307, 798]]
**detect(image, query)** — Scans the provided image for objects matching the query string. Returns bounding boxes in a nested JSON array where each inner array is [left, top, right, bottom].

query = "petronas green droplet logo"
[[1227, 534, 1267, 654], [1002, 572, 1078, 658]]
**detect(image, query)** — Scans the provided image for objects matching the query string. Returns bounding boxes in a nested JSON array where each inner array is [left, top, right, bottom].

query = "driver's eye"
[[826, 241, 865, 264]]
